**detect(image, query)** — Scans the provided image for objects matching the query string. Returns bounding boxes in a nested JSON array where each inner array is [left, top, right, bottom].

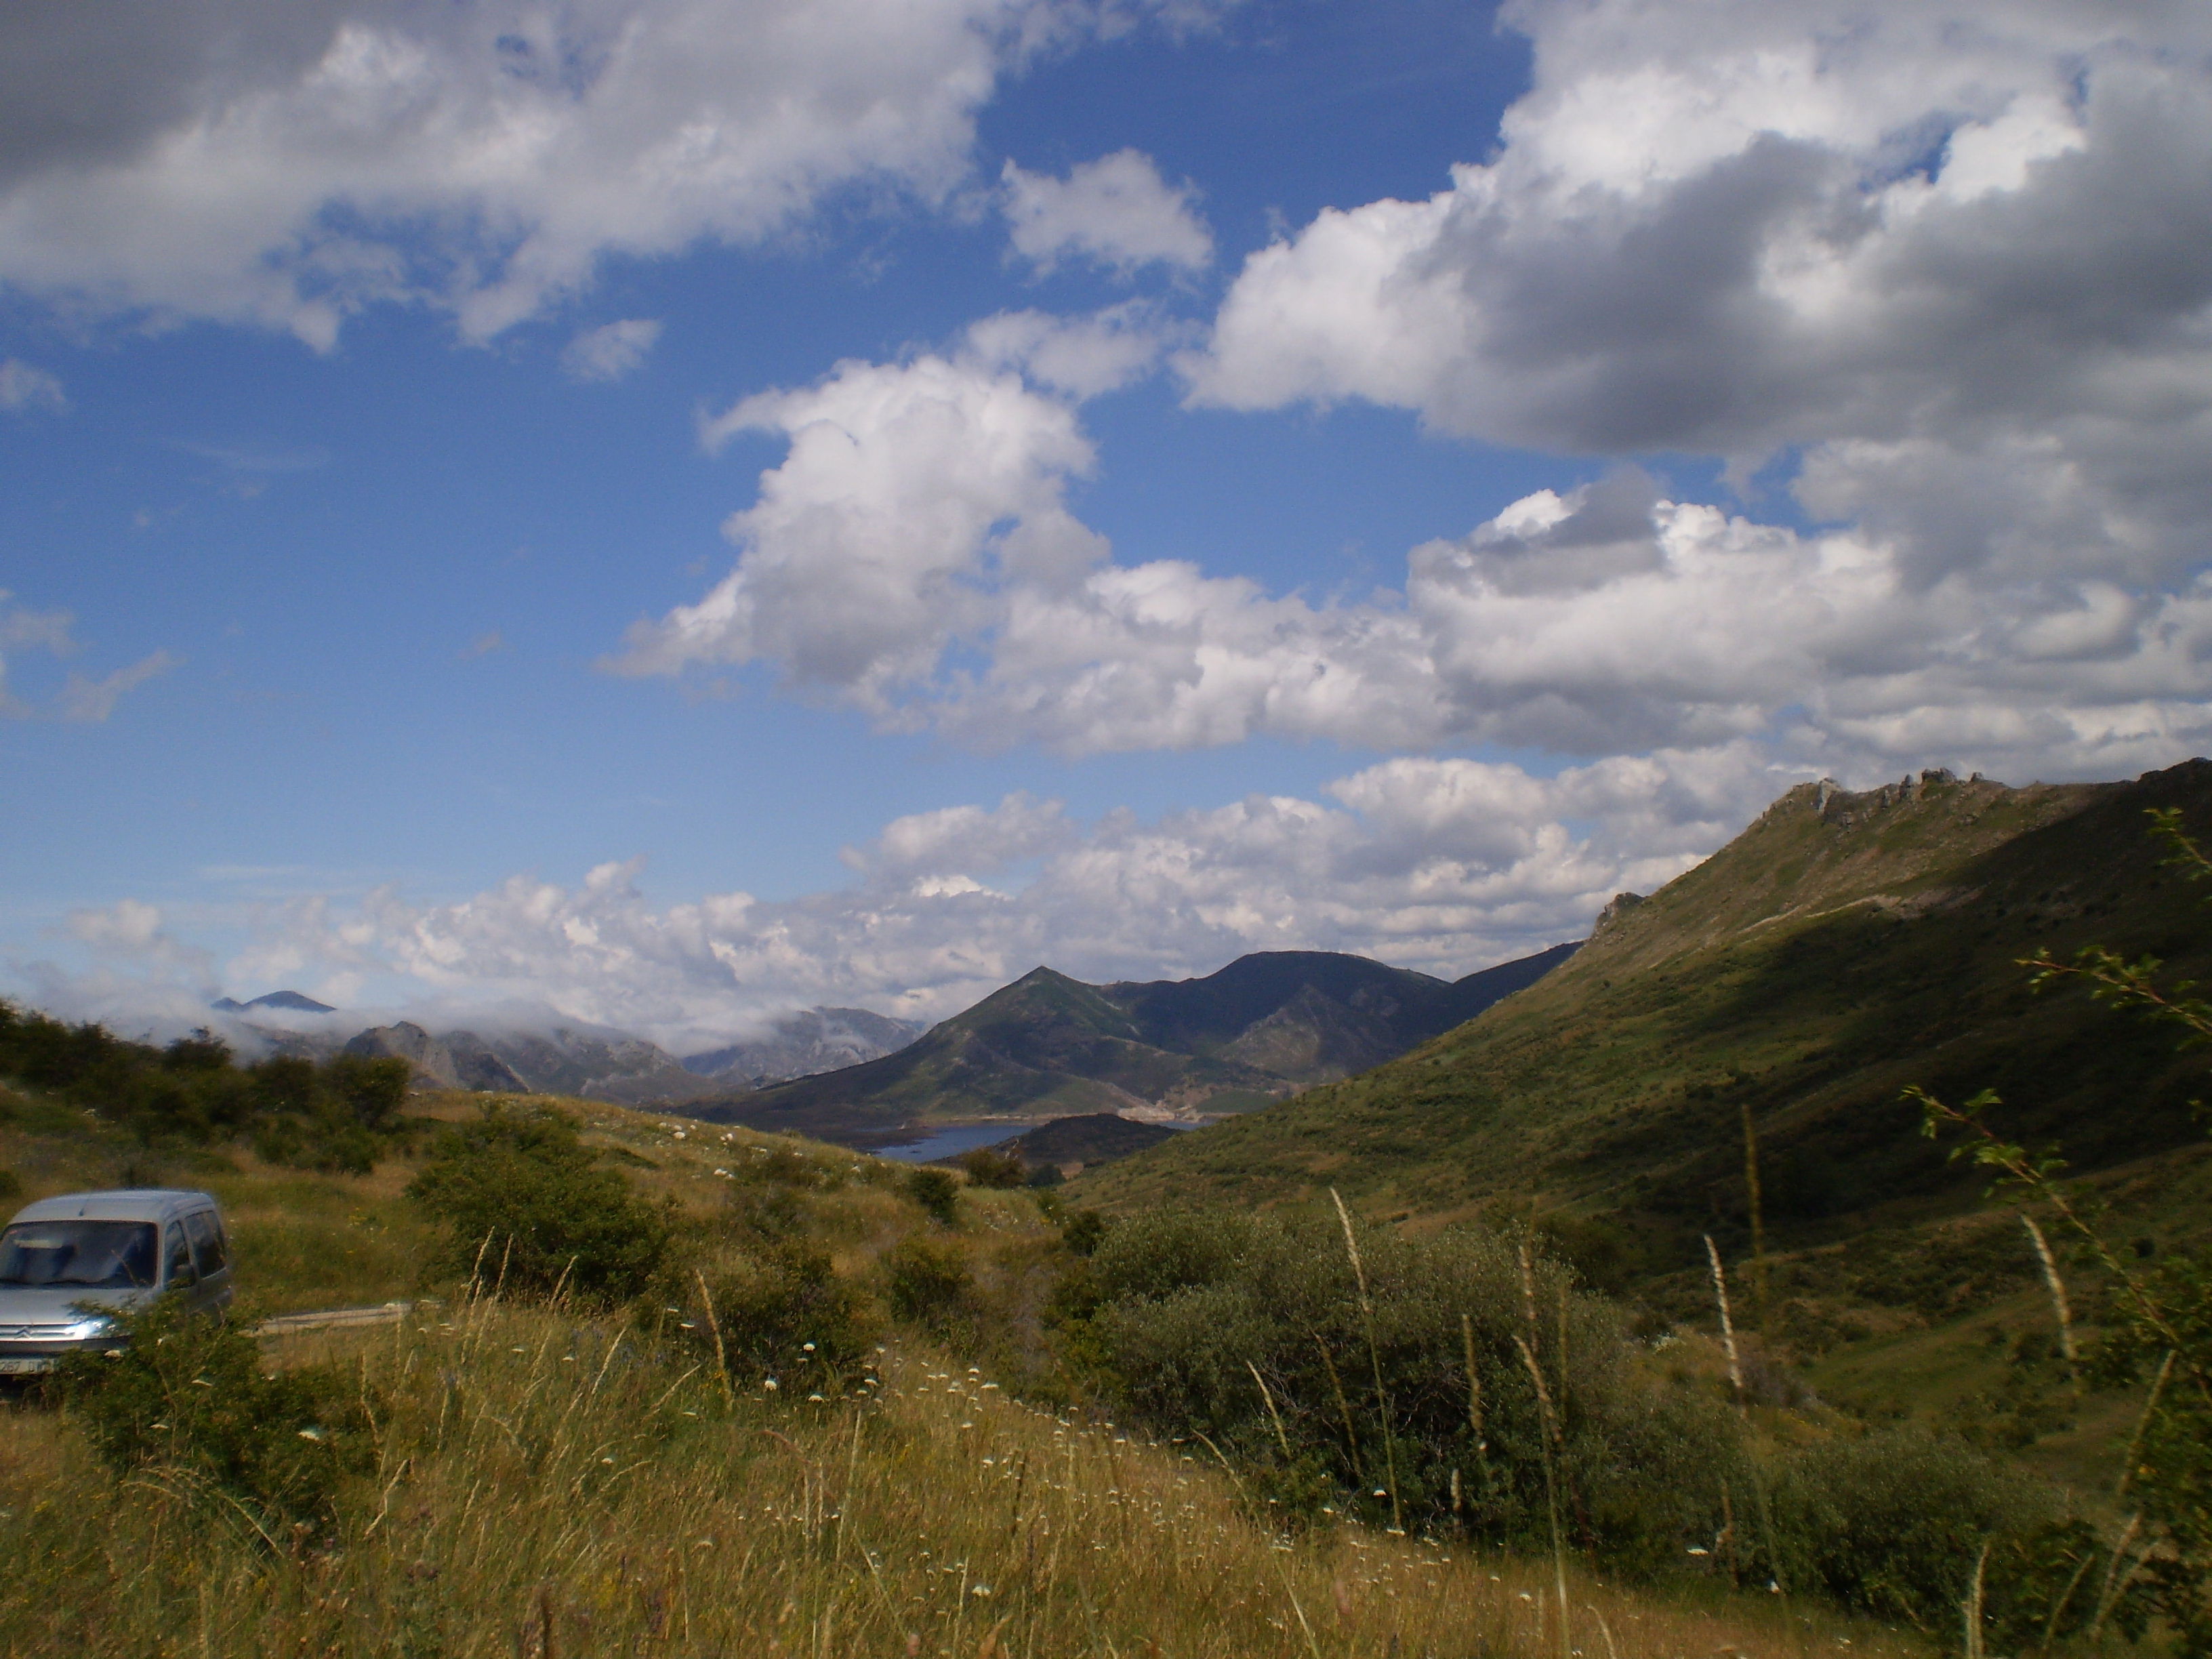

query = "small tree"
[[407, 1103, 674, 1304], [956, 1145, 1027, 1188], [58, 1296, 376, 1538], [322, 1053, 409, 1131], [905, 1166, 960, 1226]]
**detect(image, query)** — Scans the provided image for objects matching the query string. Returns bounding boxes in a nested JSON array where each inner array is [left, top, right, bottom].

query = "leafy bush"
[[407, 1103, 674, 1303], [685, 1239, 878, 1392], [884, 1235, 971, 1331], [1072, 1206, 1747, 1561], [956, 1145, 1027, 1188], [905, 1166, 960, 1226], [57, 1296, 376, 1537], [1770, 1428, 2106, 1645], [1061, 1208, 1106, 1256]]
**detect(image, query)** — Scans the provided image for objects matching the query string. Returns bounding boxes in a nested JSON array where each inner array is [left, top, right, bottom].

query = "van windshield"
[[0, 1220, 160, 1288]]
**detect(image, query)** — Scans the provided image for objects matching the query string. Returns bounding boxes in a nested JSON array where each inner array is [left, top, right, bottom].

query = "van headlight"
[[60, 1315, 121, 1341]]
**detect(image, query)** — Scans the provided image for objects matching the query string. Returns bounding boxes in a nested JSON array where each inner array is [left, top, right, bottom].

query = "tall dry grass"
[[0, 1288, 1923, 1659]]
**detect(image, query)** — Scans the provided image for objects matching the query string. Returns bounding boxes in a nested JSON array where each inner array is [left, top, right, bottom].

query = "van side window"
[[163, 1223, 196, 1288], [184, 1209, 226, 1275]]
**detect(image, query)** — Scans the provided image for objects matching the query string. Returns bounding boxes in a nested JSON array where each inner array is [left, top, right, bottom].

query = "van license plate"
[[0, 1357, 54, 1375]]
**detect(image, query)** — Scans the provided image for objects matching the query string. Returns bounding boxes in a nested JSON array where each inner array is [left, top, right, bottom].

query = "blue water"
[[873, 1122, 1025, 1163]]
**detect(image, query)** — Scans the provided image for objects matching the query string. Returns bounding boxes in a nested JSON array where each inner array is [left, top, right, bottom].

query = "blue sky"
[[3, 0, 2209, 1047]]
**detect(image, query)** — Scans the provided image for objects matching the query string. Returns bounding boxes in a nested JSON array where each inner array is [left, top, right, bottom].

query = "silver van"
[[0, 1189, 234, 1375]]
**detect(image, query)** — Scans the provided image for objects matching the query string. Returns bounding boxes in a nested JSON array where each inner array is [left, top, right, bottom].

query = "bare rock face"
[[339, 1022, 529, 1093], [325, 1017, 725, 1102], [342, 1023, 459, 1090], [474, 1027, 720, 1105]]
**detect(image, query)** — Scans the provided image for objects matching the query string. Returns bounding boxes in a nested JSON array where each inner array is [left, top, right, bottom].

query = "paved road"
[[258, 1301, 422, 1335]]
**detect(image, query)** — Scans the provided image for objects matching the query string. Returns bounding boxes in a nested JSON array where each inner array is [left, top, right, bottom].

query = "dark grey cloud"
[[0, 0, 350, 188]]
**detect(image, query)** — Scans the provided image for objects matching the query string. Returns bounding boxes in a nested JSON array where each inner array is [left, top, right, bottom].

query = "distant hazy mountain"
[[678, 945, 1578, 1144], [476, 1025, 723, 1105], [211, 989, 335, 1014], [681, 1008, 920, 1086], [338, 1021, 722, 1105]]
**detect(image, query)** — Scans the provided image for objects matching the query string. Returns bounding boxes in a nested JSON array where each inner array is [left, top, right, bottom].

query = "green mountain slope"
[[682, 945, 1576, 1144], [1078, 762, 2212, 1271]]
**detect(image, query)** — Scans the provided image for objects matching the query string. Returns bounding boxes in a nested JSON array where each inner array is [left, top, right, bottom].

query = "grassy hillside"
[[1080, 762, 2212, 1254], [1, 1291, 1915, 1659]]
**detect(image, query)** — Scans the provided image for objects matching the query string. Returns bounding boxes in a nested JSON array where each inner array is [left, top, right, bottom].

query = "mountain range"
[[1077, 761, 2212, 1279], [676, 943, 1578, 1144], [210, 1002, 919, 1105]]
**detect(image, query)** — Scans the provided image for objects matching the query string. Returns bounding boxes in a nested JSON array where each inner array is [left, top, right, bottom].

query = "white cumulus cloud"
[[1185, 0, 2212, 594], [613, 349, 1105, 705], [31, 745, 1782, 1046], [611, 340, 2212, 782], [0, 0, 1218, 345], [1000, 148, 1213, 275]]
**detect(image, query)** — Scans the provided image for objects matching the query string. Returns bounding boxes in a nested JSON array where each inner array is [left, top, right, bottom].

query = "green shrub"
[[956, 1146, 1027, 1189], [1770, 1427, 2107, 1645], [56, 1296, 376, 1537], [1075, 1207, 1747, 1559], [884, 1235, 971, 1331], [1061, 1208, 1106, 1256], [684, 1239, 878, 1393], [322, 1054, 410, 1132], [407, 1103, 674, 1303], [905, 1166, 960, 1226]]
